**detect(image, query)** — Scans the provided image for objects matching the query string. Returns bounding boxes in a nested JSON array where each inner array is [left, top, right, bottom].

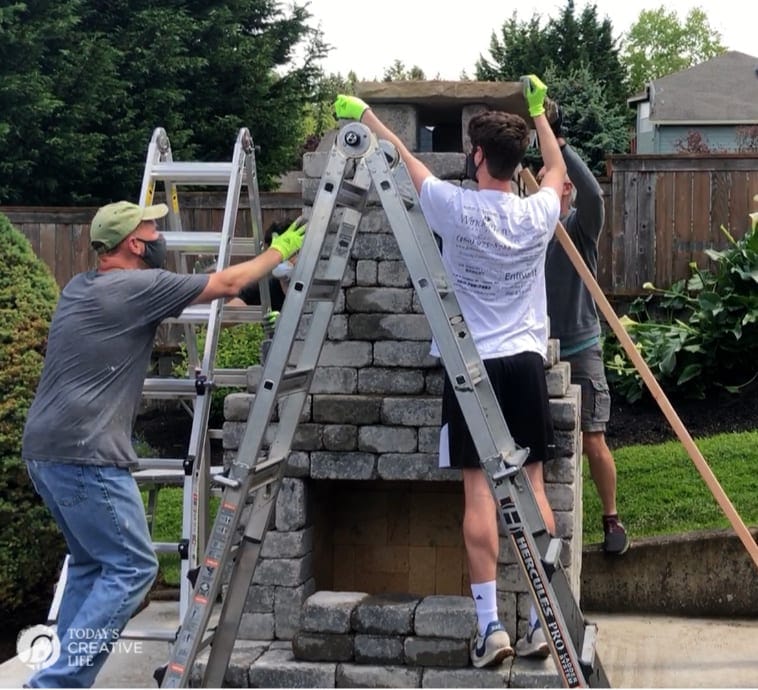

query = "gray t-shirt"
[[545, 144, 605, 353], [22, 269, 209, 468]]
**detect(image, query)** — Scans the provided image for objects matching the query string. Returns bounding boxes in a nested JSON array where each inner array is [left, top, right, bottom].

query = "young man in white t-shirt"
[[334, 76, 566, 667]]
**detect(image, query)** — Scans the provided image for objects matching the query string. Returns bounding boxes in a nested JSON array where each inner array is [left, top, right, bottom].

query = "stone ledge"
[[353, 80, 534, 122], [581, 528, 758, 616], [192, 640, 562, 688]]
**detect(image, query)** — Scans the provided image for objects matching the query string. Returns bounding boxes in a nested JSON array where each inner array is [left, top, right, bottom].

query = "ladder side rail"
[[138, 126, 201, 616], [239, 154, 370, 475], [197, 129, 249, 380], [363, 133, 596, 688], [242, 130, 272, 313], [492, 473, 608, 687], [182, 130, 250, 593], [140, 129, 193, 302], [194, 437, 212, 586], [160, 145, 355, 688], [160, 467, 257, 689], [146, 131, 201, 370], [201, 480, 280, 686], [203, 143, 369, 687], [139, 127, 166, 209]]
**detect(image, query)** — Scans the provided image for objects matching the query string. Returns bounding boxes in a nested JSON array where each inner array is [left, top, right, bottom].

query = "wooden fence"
[[3, 156, 758, 295], [2, 192, 303, 288], [603, 154, 758, 295]]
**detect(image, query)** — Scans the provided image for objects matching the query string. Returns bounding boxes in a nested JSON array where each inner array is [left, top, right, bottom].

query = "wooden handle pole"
[[520, 168, 758, 568]]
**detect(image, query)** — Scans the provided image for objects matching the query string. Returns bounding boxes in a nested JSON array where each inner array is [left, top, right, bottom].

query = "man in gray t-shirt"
[[21, 199, 305, 688]]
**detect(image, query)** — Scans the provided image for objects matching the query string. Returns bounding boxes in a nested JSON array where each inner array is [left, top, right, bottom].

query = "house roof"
[[648, 51, 758, 123]]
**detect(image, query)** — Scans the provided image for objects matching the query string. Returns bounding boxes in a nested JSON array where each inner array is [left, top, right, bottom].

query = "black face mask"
[[138, 235, 167, 269], [465, 151, 482, 182]]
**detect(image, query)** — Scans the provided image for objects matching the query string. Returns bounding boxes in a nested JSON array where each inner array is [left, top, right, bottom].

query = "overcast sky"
[[303, 0, 757, 80]]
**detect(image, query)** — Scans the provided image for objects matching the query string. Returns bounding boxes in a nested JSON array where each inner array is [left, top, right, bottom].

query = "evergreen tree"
[[0, 1, 325, 204], [475, 1, 631, 158]]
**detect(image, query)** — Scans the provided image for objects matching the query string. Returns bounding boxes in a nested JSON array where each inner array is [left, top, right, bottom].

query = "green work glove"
[[263, 310, 280, 338], [269, 217, 306, 260], [333, 94, 369, 121], [521, 74, 548, 118]]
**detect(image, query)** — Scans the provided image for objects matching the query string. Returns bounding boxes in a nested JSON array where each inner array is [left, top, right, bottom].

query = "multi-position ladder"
[[132, 127, 272, 630], [45, 128, 272, 638], [157, 121, 609, 688]]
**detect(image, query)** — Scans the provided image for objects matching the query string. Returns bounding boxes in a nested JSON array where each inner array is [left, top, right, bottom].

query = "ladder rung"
[[134, 468, 185, 485], [149, 161, 235, 185], [307, 278, 342, 301], [167, 304, 263, 325], [278, 367, 314, 395], [251, 455, 287, 477], [580, 623, 599, 667], [544, 537, 563, 568], [120, 627, 177, 642], [134, 467, 226, 485], [153, 541, 181, 554], [214, 369, 249, 387], [163, 231, 259, 254], [142, 371, 247, 398], [135, 458, 184, 472], [142, 378, 198, 398], [211, 473, 241, 489]]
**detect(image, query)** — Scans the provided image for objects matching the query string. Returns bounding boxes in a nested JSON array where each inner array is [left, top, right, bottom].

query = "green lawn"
[[582, 430, 758, 544], [143, 429, 758, 585], [141, 488, 219, 587]]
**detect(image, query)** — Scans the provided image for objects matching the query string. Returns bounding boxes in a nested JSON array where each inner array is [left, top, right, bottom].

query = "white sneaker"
[[470, 620, 514, 668], [515, 623, 550, 658]]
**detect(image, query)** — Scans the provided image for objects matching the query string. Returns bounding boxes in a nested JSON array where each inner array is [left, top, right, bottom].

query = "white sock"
[[471, 581, 498, 636], [529, 604, 540, 630]]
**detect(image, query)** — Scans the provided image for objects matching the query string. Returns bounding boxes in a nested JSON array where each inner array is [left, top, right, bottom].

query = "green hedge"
[[0, 213, 65, 617]]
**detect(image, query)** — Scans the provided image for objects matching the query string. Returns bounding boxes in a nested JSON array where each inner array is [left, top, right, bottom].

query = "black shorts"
[[440, 351, 555, 469]]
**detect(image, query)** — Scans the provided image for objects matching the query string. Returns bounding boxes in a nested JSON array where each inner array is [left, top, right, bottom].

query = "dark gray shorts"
[[562, 343, 611, 433]]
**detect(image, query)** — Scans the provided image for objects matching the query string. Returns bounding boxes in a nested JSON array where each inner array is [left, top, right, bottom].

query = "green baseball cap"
[[90, 200, 169, 252]]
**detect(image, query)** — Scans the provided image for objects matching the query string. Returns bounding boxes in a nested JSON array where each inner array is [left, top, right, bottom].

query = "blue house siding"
[[635, 130, 655, 154], [656, 126, 748, 153]]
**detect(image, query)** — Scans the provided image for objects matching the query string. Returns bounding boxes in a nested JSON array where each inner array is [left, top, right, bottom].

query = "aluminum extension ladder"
[[128, 126, 273, 637], [156, 122, 610, 688]]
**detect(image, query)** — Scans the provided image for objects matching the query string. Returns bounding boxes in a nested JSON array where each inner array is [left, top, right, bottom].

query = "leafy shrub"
[[605, 215, 758, 402], [0, 213, 65, 617], [174, 323, 265, 423]]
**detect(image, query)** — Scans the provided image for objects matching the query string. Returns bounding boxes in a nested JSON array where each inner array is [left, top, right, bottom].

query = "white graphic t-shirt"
[[420, 177, 559, 360]]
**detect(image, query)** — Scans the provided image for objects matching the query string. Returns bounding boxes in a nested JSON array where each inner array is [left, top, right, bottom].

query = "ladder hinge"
[[177, 539, 189, 560], [194, 370, 210, 395], [183, 455, 195, 475]]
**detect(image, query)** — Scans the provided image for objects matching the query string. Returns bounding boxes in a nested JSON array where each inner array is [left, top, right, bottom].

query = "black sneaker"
[[602, 515, 630, 555]]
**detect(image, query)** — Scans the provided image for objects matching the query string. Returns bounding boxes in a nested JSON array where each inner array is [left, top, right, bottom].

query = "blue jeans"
[[25, 461, 159, 688]]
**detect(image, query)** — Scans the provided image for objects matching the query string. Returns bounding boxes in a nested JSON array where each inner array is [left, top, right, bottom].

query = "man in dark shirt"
[[545, 130, 629, 556]]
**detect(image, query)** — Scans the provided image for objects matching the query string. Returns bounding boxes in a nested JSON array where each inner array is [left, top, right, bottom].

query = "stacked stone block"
[[192, 592, 561, 688]]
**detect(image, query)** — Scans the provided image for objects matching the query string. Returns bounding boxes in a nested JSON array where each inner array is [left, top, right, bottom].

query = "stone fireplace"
[[216, 82, 583, 685]]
